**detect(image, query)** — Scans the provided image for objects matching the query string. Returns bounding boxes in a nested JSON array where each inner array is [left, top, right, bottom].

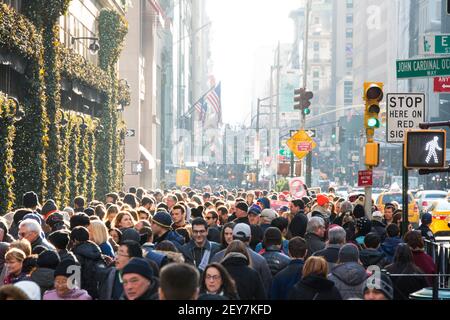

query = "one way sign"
[[125, 129, 136, 137], [305, 129, 316, 138], [434, 77, 450, 92]]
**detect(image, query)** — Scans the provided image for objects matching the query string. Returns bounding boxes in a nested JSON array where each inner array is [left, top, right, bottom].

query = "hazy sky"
[[207, 0, 302, 125]]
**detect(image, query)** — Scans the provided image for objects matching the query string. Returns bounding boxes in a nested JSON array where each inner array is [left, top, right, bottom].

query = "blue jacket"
[[255, 239, 289, 255], [142, 243, 168, 267], [99, 242, 115, 258], [270, 259, 305, 300], [380, 237, 403, 263], [154, 230, 185, 250]]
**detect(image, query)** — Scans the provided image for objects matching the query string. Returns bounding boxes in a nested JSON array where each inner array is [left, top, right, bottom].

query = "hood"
[[330, 262, 368, 286], [301, 274, 335, 290], [154, 250, 185, 263], [73, 241, 102, 260], [221, 252, 248, 266], [31, 268, 55, 287], [381, 237, 402, 255], [360, 249, 385, 266], [312, 205, 330, 216]]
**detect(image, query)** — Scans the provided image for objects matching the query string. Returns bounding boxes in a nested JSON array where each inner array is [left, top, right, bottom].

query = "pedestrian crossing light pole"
[[363, 82, 383, 219]]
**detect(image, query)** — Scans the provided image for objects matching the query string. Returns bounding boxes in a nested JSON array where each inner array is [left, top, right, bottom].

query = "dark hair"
[[174, 192, 184, 202], [384, 204, 395, 211], [204, 201, 213, 208], [136, 188, 146, 201], [109, 227, 122, 243], [200, 263, 239, 299], [392, 212, 402, 225], [206, 210, 218, 220], [155, 240, 178, 252], [263, 227, 282, 247], [74, 196, 85, 208], [386, 223, 400, 238], [191, 217, 208, 230], [404, 230, 424, 250], [392, 244, 424, 274], [217, 206, 228, 215], [120, 240, 142, 258], [160, 263, 200, 299], [172, 204, 186, 214], [364, 232, 381, 249], [106, 193, 119, 203], [141, 196, 154, 207], [123, 193, 138, 209], [271, 217, 289, 233], [288, 237, 307, 258], [157, 203, 169, 212], [220, 222, 235, 248], [94, 205, 106, 220], [0, 285, 30, 300], [128, 187, 137, 194], [291, 199, 305, 210]]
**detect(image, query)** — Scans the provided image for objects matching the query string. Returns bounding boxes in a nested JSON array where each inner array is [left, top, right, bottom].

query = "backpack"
[[76, 250, 109, 300]]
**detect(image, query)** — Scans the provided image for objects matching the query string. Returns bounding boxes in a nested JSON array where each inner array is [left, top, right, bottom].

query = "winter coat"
[[385, 264, 428, 300], [288, 212, 308, 238], [180, 240, 221, 270], [261, 245, 291, 276], [142, 243, 168, 267], [270, 259, 304, 300], [256, 239, 289, 256], [211, 246, 273, 294], [43, 288, 92, 300], [99, 242, 115, 258], [311, 206, 331, 225], [221, 253, 267, 300], [97, 267, 119, 300], [57, 249, 78, 264], [305, 232, 326, 257], [380, 237, 403, 263], [328, 262, 368, 300], [207, 226, 222, 244], [232, 217, 263, 250], [313, 244, 341, 271], [30, 267, 54, 297], [120, 276, 159, 300], [359, 248, 388, 269], [154, 230, 185, 250], [411, 250, 436, 285], [370, 220, 387, 242], [417, 224, 436, 243], [31, 236, 56, 252], [287, 274, 342, 300]]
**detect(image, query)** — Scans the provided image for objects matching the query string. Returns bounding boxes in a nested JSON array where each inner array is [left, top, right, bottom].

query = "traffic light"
[[331, 127, 336, 140], [365, 142, 380, 167], [404, 130, 446, 169], [294, 88, 314, 115], [363, 82, 384, 138], [337, 127, 346, 143]]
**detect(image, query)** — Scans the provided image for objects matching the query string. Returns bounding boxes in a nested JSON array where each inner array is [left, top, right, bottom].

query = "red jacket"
[[412, 250, 436, 285]]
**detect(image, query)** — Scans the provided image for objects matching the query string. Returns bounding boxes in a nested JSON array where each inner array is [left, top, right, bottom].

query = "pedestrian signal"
[[404, 130, 446, 169]]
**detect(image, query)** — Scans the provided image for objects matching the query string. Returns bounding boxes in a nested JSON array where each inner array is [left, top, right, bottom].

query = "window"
[[313, 53, 320, 62], [346, 58, 353, 69], [346, 0, 353, 9], [314, 16, 320, 24], [313, 69, 320, 78], [346, 28, 353, 38], [346, 14, 353, 24], [344, 81, 353, 104], [313, 42, 320, 51], [313, 80, 320, 91]]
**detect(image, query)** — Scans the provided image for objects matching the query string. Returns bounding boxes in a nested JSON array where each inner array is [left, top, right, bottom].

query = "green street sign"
[[397, 56, 450, 79], [435, 35, 450, 54], [279, 149, 292, 157]]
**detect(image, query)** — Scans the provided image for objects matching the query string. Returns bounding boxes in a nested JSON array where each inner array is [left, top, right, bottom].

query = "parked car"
[[415, 190, 448, 214], [376, 191, 419, 226], [429, 199, 450, 237]]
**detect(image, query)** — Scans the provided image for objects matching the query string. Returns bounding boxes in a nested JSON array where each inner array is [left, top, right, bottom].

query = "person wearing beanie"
[[121, 227, 141, 243], [370, 211, 387, 242], [30, 250, 61, 296], [70, 213, 90, 230], [311, 194, 331, 224], [13, 280, 41, 300], [48, 230, 78, 263], [70, 226, 106, 299], [121, 257, 159, 300], [84, 207, 95, 217], [43, 260, 91, 300], [41, 200, 58, 221], [23, 191, 39, 210], [352, 204, 366, 219], [328, 243, 368, 300], [354, 217, 372, 247], [363, 271, 394, 300], [416, 212, 435, 242], [45, 212, 67, 234], [260, 227, 291, 276], [256, 197, 271, 210], [151, 211, 184, 249]]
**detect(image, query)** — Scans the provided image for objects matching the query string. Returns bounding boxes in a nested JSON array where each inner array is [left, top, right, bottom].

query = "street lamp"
[[71, 37, 100, 55], [8, 96, 24, 121]]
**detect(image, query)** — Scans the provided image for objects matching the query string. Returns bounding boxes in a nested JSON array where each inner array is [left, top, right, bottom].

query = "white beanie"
[[14, 281, 41, 300]]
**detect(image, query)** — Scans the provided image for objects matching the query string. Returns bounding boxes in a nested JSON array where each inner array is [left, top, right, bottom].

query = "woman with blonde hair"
[[287, 256, 342, 300], [3, 248, 29, 285], [112, 211, 136, 230], [88, 220, 115, 258]]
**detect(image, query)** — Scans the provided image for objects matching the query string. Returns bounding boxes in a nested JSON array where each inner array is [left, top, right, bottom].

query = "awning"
[[139, 144, 156, 170]]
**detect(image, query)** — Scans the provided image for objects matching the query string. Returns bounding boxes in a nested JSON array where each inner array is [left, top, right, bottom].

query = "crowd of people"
[[0, 185, 439, 300]]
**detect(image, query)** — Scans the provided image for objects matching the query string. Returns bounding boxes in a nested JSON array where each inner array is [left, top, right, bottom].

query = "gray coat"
[[328, 262, 368, 300], [98, 267, 117, 300], [211, 246, 273, 294]]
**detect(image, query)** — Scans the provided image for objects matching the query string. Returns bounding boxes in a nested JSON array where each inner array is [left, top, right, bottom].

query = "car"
[[429, 199, 450, 237], [415, 190, 448, 214], [376, 191, 419, 226]]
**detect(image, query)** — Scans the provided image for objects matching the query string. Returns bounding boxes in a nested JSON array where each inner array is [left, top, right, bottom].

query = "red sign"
[[297, 142, 312, 152], [358, 170, 373, 187], [434, 77, 450, 92]]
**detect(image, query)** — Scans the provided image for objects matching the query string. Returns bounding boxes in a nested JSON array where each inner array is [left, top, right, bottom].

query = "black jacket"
[[30, 267, 54, 297], [305, 233, 325, 258], [180, 239, 221, 270], [261, 246, 291, 276], [313, 244, 341, 270], [370, 220, 387, 242], [359, 248, 388, 269], [288, 212, 308, 238], [120, 276, 159, 300], [385, 264, 428, 300], [31, 236, 56, 252], [288, 274, 342, 300], [207, 226, 222, 244], [417, 224, 436, 243], [233, 216, 263, 250], [221, 253, 267, 300], [270, 259, 304, 300]]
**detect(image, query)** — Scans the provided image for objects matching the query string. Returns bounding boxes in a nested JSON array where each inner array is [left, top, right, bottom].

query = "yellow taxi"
[[376, 191, 419, 225], [428, 200, 450, 236]]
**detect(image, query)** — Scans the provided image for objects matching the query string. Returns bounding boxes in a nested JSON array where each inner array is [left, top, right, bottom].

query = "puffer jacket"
[[328, 262, 368, 300], [288, 274, 342, 300], [261, 245, 291, 276], [359, 248, 388, 269], [30, 267, 55, 297]]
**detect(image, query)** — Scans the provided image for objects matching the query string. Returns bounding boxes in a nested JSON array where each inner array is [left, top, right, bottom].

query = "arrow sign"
[[434, 77, 450, 92], [125, 129, 136, 137], [305, 129, 316, 138]]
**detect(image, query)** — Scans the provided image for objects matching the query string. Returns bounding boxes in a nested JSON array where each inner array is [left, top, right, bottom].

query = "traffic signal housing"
[[363, 82, 384, 138], [404, 130, 446, 169], [294, 88, 314, 115], [365, 142, 380, 167]]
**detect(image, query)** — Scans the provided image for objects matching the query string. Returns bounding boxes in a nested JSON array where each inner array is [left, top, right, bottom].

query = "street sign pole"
[[402, 143, 409, 236]]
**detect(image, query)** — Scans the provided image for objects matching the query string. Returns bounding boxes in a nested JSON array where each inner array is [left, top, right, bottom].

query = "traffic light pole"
[[302, 0, 311, 186], [402, 144, 409, 236]]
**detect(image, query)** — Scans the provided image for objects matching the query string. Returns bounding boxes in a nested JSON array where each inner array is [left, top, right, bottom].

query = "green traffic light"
[[367, 117, 380, 128], [331, 134, 336, 139], [304, 108, 311, 115]]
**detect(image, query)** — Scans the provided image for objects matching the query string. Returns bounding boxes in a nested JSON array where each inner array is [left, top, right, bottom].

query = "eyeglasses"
[[206, 275, 221, 281], [18, 232, 28, 238], [192, 230, 207, 234]]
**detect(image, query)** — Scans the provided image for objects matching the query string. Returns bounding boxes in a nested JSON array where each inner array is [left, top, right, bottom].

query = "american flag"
[[200, 99, 208, 123], [205, 82, 221, 116], [194, 97, 203, 113]]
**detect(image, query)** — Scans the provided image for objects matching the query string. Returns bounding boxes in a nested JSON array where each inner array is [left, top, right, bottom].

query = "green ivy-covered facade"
[[0, 2, 129, 212]]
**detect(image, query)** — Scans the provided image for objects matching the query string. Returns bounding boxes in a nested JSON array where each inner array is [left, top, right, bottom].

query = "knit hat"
[[122, 257, 153, 280], [232, 223, 251, 240], [48, 230, 70, 250], [356, 217, 372, 235], [372, 211, 384, 222], [121, 227, 141, 243], [260, 209, 277, 222], [235, 202, 249, 213], [421, 212, 432, 225], [353, 204, 366, 219], [70, 213, 90, 230], [363, 272, 394, 300], [54, 259, 79, 278], [256, 197, 271, 209], [46, 212, 65, 229], [13, 209, 33, 225], [316, 194, 330, 207], [279, 206, 289, 213], [14, 281, 41, 300], [152, 211, 173, 229], [338, 243, 360, 263], [41, 200, 58, 218], [23, 191, 39, 208], [70, 226, 89, 242], [248, 204, 262, 215], [23, 212, 43, 226], [37, 250, 60, 269]]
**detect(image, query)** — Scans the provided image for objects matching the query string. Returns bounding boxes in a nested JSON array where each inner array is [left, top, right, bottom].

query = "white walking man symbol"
[[425, 136, 443, 164]]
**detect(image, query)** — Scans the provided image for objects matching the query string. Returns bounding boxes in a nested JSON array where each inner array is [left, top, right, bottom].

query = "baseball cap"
[[232, 223, 251, 240]]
